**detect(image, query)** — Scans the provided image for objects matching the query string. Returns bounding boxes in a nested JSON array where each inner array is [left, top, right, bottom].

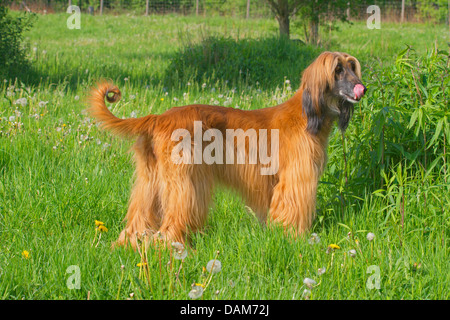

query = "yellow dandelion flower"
[[97, 225, 108, 232], [95, 220, 104, 226], [160, 98, 164, 101], [136, 262, 148, 267], [328, 244, 340, 250], [22, 250, 30, 259], [195, 283, 205, 288]]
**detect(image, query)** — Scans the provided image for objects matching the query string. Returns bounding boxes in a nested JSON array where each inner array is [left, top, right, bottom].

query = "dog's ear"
[[303, 89, 324, 135]]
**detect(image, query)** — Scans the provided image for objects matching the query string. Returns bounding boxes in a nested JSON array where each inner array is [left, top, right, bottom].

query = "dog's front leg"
[[268, 166, 319, 236]]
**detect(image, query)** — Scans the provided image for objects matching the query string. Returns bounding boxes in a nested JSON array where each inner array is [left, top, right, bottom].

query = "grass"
[[0, 13, 449, 300]]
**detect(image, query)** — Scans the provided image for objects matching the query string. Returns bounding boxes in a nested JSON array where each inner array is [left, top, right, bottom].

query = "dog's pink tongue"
[[354, 84, 365, 100]]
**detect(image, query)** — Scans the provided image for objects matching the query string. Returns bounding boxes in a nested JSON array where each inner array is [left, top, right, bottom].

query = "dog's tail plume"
[[88, 81, 155, 136]]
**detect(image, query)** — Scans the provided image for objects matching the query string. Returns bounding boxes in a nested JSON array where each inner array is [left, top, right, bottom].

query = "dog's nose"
[[354, 84, 366, 100]]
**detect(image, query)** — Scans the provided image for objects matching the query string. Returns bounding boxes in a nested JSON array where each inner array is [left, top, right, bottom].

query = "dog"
[[88, 51, 366, 248]]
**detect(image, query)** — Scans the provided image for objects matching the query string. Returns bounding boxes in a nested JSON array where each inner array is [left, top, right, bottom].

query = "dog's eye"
[[335, 64, 343, 74], [349, 61, 356, 71]]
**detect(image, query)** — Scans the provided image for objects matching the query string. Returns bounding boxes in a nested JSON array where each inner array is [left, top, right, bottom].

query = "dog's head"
[[300, 51, 366, 134]]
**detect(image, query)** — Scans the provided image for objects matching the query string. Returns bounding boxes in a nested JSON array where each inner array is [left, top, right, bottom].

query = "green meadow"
[[0, 13, 448, 300]]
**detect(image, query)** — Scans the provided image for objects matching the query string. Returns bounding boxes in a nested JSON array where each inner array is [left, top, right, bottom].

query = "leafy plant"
[[0, 6, 36, 79]]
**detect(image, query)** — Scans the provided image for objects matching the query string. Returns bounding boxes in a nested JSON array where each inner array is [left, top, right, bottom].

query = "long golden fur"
[[88, 51, 365, 248]]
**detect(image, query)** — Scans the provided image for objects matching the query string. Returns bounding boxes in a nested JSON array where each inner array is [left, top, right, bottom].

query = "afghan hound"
[[88, 51, 366, 247]]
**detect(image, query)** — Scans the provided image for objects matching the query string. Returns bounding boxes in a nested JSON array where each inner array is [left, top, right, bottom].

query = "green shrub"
[[325, 47, 450, 195], [417, 0, 449, 24], [0, 6, 36, 79]]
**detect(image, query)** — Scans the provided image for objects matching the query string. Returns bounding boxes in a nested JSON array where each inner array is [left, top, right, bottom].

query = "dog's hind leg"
[[155, 164, 214, 244], [114, 136, 162, 248]]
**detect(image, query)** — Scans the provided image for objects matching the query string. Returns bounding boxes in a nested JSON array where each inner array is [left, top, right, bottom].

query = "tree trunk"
[[277, 15, 290, 38], [401, 0, 405, 23], [308, 18, 319, 45], [246, 0, 250, 19]]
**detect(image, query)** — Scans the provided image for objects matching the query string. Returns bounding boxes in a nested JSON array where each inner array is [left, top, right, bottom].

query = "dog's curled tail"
[[88, 81, 155, 136]]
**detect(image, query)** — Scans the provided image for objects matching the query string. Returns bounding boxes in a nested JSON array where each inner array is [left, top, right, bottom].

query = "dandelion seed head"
[[206, 259, 222, 274], [14, 97, 27, 107], [348, 249, 357, 258], [172, 242, 188, 260], [303, 277, 317, 289], [308, 233, 320, 245], [302, 289, 311, 300], [318, 267, 326, 276], [188, 285, 204, 300], [367, 232, 375, 241]]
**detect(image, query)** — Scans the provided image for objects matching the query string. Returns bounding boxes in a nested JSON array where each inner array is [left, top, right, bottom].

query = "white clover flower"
[[74, 95, 79, 101], [206, 259, 222, 274], [285, 79, 290, 84], [303, 277, 317, 289], [367, 232, 375, 241], [317, 267, 326, 276], [348, 249, 357, 258], [188, 285, 204, 299], [8, 116, 15, 122], [202, 83, 207, 89], [308, 233, 320, 245], [130, 111, 137, 118], [286, 86, 292, 91], [173, 97, 179, 102]]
